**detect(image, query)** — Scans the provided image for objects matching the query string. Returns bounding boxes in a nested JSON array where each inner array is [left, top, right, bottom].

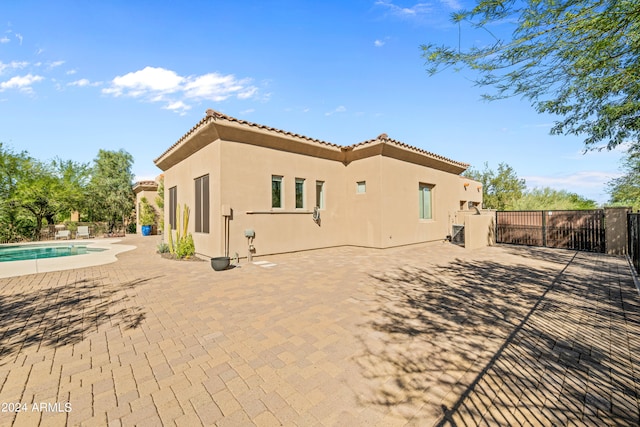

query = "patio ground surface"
[[1, 234, 639, 426]]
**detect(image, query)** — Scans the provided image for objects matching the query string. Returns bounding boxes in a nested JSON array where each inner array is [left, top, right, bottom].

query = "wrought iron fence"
[[496, 210, 605, 253], [628, 213, 640, 274]]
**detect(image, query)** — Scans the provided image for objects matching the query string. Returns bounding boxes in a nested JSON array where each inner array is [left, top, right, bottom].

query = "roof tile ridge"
[[384, 135, 469, 167], [207, 109, 340, 148]]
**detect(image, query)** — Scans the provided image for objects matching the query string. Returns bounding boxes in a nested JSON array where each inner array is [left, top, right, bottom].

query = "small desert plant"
[[167, 204, 195, 259], [157, 242, 170, 254]]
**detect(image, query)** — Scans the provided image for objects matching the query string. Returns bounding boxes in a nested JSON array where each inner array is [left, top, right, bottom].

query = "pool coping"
[[0, 239, 137, 278]]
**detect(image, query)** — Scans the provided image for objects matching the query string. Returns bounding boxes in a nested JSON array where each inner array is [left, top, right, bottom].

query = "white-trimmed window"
[[272, 175, 283, 208], [316, 181, 325, 209], [419, 183, 433, 220], [295, 178, 305, 209], [356, 181, 366, 194]]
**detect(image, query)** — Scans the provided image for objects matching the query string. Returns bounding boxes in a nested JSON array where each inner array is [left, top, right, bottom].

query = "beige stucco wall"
[[219, 139, 347, 258], [464, 214, 496, 250], [135, 188, 159, 234], [161, 135, 483, 259]]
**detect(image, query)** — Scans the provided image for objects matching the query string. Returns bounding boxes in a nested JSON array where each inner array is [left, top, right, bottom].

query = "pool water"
[[0, 244, 106, 262]]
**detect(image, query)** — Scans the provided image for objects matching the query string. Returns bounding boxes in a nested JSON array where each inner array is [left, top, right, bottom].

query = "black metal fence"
[[629, 213, 640, 274], [496, 210, 605, 253]]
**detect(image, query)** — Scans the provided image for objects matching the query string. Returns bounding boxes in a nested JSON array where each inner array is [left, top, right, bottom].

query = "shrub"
[[166, 204, 195, 259], [157, 242, 170, 253]]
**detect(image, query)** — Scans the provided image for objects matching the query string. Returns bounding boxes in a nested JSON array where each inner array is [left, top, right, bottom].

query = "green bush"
[[176, 233, 195, 259], [166, 204, 195, 259], [157, 242, 170, 254]]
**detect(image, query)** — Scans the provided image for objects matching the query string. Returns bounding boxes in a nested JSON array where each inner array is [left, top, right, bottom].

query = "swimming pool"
[[0, 244, 106, 262]]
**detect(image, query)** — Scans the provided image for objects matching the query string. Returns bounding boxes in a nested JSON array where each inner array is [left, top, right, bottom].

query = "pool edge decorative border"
[[0, 240, 137, 278]]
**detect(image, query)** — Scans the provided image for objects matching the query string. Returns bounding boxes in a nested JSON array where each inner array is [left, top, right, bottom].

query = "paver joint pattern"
[[0, 235, 639, 426]]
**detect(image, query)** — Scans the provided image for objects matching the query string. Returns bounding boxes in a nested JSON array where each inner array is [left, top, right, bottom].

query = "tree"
[[87, 149, 135, 233], [155, 175, 165, 232], [608, 148, 640, 210], [52, 158, 90, 220], [0, 143, 32, 241], [422, 0, 640, 151], [13, 160, 61, 235], [465, 162, 526, 210], [512, 187, 597, 210]]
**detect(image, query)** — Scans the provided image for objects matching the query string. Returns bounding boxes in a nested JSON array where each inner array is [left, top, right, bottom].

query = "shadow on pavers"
[[355, 252, 640, 426], [0, 275, 160, 362]]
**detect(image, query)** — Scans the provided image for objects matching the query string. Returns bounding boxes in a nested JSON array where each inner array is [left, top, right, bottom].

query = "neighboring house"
[[154, 109, 482, 259], [133, 179, 160, 234]]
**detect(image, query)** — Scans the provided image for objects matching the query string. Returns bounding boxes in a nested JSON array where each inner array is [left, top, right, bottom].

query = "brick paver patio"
[[1, 235, 639, 426]]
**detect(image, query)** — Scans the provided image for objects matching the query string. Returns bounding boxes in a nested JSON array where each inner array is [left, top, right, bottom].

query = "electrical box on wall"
[[244, 229, 255, 238], [222, 205, 231, 216]]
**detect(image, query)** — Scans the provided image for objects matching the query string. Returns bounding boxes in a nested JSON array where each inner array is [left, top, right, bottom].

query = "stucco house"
[[154, 109, 482, 259], [133, 179, 160, 235]]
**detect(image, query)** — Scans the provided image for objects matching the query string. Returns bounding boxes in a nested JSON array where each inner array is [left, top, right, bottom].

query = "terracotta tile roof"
[[154, 109, 340, 163], [348, 133, 470, 169], [133, 180, 158, 187], [155, 110, 469, 171]]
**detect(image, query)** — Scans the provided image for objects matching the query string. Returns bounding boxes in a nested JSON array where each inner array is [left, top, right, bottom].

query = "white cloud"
[[240, 108, 255, 114], [375, 1, 433, 17], [374, 39, 385, 47], [68, 79, 91, 87], [0, 74, 44, 93], [238, 86, 258, 99], [0, 61, 29, 74], [66, 69, 77, 75], [15, 33, 22, 45], [103, 66, 261, 113], [439, 0, 461, 9], [48, 60, 65, 69], [0, 36, 9, 43], [183, 73, 248, 101], [103, 66, 184, 97], [325, 105, 347, 116], [524, 171, 620, 192], [163, 100, 191, 115]]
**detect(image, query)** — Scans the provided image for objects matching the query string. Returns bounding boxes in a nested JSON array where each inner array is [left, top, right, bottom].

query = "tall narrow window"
[[316, 181, 325, 209], [419, 184, 433, 219], [295, 178, 305, 208], [195, 175, 209, 233], [169, 186, 177, 230], [272, 175, 283, 208], [356, 181, 366, 194]]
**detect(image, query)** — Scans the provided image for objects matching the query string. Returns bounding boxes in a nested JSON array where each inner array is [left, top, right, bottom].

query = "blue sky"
[[0, 0, 625, 204]]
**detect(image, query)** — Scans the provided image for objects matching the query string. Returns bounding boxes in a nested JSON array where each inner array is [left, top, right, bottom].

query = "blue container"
[[141, 225, 152, 236]]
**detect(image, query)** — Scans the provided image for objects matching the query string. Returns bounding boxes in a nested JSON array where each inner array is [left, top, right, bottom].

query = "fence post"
[[605, 207, 631, 255], [542, 211, 547, 247]]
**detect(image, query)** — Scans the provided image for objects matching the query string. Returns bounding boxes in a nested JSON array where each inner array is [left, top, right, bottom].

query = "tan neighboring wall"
[[155, 110, 483, 259], [133, 180, 160, 234]]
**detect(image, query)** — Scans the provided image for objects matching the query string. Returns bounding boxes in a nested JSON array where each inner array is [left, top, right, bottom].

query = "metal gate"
[[496, 210, 605, 252], [629, 213, 640, 274]]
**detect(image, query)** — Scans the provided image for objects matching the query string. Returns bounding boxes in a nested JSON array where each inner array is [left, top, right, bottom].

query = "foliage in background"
[[466, 162, 599, 210], [166, 204, 195, 259], [139, 197, 157, 226], [608, 148, 640, 211], [0, 143, 135, 242], [87, 149, 135, 233], [465, 162, 526, 210], [423, 0, 640, 151], [0, 143, 33, 241], [155, 175, 165, 232], [512, 188, 597, 211]]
